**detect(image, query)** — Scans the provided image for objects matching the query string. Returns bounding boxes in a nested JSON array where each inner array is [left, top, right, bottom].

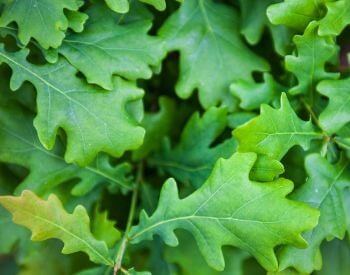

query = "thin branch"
[[113, 162, 143, 275]]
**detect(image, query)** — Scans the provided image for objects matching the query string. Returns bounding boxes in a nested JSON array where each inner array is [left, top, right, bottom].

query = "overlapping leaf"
[[165, 231, 250, 275], [151, 107, 236, 188], [267, 0, 328, 31], [130, 152, 319, 271], [57, 3, 165, 90], [318, 78, 350, 134], [318, 0, 350, 36], [0, 0, 87, 49], [92, 208, 121, 248], [0, 190, 113, 266], [0, 45, 145, 165], [0, 103, 133, 196], [104, 0, 169, 13], [234, 94, 322, 160], [133, 97, 176, 160], [231, 73, 284, 110], [286, 22, 339, 95], [159, 0, 269, 108], [278, 154, 350, 273], [239, 0, 293, 55]]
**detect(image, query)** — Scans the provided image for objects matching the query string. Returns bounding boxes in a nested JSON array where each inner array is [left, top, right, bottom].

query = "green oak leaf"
[[0, 103, 134, 196], [233, 93, 322, 160], [129, 152, 319, 271], [230, 73, 285, 111], [159, 0, 269, 108], [0, 0, 88, 49], [19, 241, 73, 275], [133, 97, 176, 160], [92, 208, 121, 248], [278, 154, 350, 273], [0, 45, 145, 166], [318, 0, 350, 36], [317, 78, 350, 134], [267, 0, 327, 31], [316, 239, 350, 275], [104, 0, 169, 13], [285, 22, 339, 95], [0, 190, 113, 266], [105, 0, 129, 13], [165, 231, 250, 275], [57, 3, 165, 90], [239, 0, 293, 55], [250, 155, 285, 182], [151, 107, 236, 189]]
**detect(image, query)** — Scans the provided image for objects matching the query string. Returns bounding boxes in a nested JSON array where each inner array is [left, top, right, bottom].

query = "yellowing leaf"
[[0, 190, 113, 266]]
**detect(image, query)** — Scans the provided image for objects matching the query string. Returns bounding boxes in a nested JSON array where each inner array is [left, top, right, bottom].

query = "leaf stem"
[[113, 162, 143, 275]]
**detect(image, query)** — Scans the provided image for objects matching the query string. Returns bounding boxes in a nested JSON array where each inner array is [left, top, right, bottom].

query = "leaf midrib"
[[0, 125, 131, 189], [11, 206, 113, 266]]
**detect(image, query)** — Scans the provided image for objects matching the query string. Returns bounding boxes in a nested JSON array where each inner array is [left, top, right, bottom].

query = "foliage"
[[0, 0, 349, 274]]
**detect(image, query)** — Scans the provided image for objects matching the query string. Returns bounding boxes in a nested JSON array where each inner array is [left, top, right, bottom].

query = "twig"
[[113, 162, 143, 275]]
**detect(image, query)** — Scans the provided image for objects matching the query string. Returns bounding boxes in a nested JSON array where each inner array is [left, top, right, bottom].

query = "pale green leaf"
[[0, 190, 114, 266], [92, 208, 121, 248], [105, 0, 129, 13], [318, 0, 350, 36], [233, 93, 322, 160], [159, 0, 269, 108], [278, 154, 350, 273], [250, 155, 285, 182], [130, 152, 319, 271], [0, 45, 145, 166], [0, 0, 88, 49], [267, 0, 327, 31]]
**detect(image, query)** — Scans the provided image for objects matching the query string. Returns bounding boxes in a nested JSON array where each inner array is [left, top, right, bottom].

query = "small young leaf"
[[234, 93, 322, 160], [92, 208, 121, 248]]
